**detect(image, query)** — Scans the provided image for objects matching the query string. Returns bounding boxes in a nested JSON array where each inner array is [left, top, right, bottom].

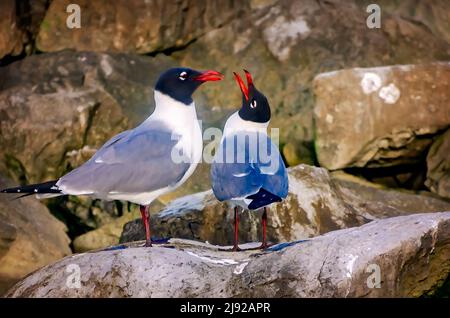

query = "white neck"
[[149, 90, 198, 122], [223, 111, 269, 136]]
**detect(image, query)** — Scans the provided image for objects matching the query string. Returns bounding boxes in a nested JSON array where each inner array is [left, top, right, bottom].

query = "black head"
[[155, 67, 223, 105], [234, 70, 271, 123]]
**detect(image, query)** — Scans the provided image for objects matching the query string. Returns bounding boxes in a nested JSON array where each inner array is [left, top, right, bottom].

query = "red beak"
[[233, 70, 254, 101], [193, 70, 224, 82]]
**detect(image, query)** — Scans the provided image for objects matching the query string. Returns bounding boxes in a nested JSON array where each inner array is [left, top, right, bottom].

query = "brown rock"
[[72, 208, 141, 253], [36, 0, 248, 53], [314, 63, 450, 169], [0, 174, 71, 296], [0, 0, 24, 59], [426, 128, 450, 199]]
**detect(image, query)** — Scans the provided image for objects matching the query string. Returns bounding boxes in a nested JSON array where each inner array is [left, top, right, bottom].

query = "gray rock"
[[314, 63, 450, 169], [120, 165, 450, 245], [6, 212, 450, 297]]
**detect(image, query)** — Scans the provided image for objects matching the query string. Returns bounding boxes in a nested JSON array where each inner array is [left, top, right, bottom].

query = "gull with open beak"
[[210, 70, 288, 251]]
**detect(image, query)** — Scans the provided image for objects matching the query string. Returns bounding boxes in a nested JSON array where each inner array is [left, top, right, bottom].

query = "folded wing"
[[57, 121, 190, 196], [211, 132, 288, 202]]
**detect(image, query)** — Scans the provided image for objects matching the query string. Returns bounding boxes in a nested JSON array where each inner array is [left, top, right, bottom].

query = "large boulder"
[[0, 175, 71, 296], [36, 0, 248, 53], [6, 212, 450, 297], [426, 128, 450, 199], [120, 165, 450, 245], [314, 63, 450, 170], [175, 0, 450, 164]]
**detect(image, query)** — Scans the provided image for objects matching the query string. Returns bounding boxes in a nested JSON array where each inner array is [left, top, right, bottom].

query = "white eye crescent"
[[250, 100, 257, 108], [179, 71, 187, 80]]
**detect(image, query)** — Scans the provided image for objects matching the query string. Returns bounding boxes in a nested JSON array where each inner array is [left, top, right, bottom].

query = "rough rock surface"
[[426, 128, 450, 199], [374, 0, 450, 45], [0, 0, 25, 59], [72, 207, 140, 253], [0, 175, 71, 296], [176, 0, 450, 164], [6, 212, 450, 298], [36, 0, 247, 53], [120, 165, 450, 245], [314, 63, 450, 170], [0, 0, 48, 60]]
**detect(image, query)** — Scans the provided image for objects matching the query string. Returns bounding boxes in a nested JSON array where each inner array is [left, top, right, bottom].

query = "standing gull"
[[211, 70, 288, 251], [1, 67, 223, 247]]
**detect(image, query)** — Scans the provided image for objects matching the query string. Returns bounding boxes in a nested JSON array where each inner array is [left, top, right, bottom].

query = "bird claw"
[[241, 242, 273, 251], [142, 241, 153, 247], [141, 237, 171, 248]]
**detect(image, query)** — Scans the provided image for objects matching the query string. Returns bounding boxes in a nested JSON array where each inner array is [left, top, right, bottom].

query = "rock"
[[373, 0, 450, 45], [120, 164, 450, 245], [426, 128, 450, 199], [0, 0, 24, 59], [36, 0, 248, 53], [282, 142, 315, 167], [331, 171, 450, 218], [73, 208, 141, 253], [314, 63, 450, 170], [6, 212, 450, 297], [0, 174, 71, 296], [175, 0, 450, 164], [0, 0, 48, 60]]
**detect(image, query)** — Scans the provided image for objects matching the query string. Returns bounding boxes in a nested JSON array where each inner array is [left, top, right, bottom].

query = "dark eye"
[[250, 100, 257, 108], [179, 71, 187, 81]]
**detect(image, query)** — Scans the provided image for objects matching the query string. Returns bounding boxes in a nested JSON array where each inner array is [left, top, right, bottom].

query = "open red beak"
[[233, 69, 253, 101], [193, 70, 224, 82]]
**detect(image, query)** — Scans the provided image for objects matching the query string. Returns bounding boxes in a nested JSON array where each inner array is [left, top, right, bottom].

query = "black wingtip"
[[0, 180, 60, 195]]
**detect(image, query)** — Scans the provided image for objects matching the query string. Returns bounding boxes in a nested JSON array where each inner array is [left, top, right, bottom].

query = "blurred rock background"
[[0, 0, 449, 296]]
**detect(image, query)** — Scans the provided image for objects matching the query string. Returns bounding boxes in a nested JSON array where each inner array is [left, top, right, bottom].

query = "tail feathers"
[[247, 188, 282, 210], [1, 180, 61, 195]]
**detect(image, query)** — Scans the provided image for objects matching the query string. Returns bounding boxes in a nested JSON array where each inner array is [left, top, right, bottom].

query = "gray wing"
[[211, 132, 288, 201], [57, 122, 190, 195]]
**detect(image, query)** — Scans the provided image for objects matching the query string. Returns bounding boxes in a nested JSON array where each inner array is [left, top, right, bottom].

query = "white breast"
[[223, 112, 269, 137]]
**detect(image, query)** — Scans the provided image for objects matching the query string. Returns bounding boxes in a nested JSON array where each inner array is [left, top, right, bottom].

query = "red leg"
[[140, 205, 152, 247], [233, 206, 241, 252], [260, 207, 268, 249]]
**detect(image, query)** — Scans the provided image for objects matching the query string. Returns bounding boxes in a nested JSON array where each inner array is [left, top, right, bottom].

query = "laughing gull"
[[1, 67, 223, 247], [210, 70, 288, 251]]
